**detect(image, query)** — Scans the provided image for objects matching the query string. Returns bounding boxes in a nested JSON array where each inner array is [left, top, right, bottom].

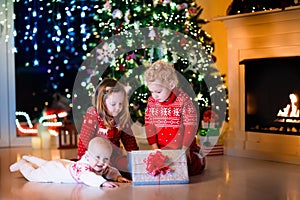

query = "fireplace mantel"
[[219, 6, 300, 164]]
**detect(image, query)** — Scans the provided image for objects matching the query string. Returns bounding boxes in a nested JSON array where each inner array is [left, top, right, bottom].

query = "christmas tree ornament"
[[112, 9, 123, 19], [177, 3, 188, 11]]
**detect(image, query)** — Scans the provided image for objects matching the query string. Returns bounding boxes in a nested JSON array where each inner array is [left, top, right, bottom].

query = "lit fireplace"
[[221, 6, 300, 165], [242, 56, 300, 135]]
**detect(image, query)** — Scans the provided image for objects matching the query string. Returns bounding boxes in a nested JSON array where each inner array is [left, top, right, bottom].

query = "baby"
[[10, 137, 130, 188]]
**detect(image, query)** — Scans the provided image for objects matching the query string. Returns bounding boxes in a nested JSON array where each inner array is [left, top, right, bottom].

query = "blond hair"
[[93, 78, 130, 129], [144, 60, 178, 88], [88, 137, 112, 158]]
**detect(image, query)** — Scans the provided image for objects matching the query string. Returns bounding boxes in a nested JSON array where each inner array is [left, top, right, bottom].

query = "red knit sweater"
[[145, 88, 198, 149], [77, 107, 139, 159]]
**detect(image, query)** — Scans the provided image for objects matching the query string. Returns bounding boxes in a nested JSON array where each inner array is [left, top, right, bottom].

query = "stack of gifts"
[[200, 110, 224, 156], [129, 150, 189, 186]]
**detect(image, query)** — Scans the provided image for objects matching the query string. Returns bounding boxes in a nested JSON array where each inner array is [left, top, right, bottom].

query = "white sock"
[[22, 155, 47, 166], [9, 159, 26, 172], [22, 155, 31, 161]]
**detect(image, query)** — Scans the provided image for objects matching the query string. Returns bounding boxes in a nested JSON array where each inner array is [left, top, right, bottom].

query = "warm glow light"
[[277, 93, 300, 121], [16, 111, 64, 136], [48, 129, 59, 136], [57, 111, 68, 118], [15, 119, 38, 134], [15, 111, 34, 128], [42, 121, 63, 127], [225, 163, 230, 184], [39, 114, 57, 123]]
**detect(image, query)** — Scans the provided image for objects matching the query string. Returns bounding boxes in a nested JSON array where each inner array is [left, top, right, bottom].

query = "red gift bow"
[[143, 151, 172, 176], [203, 110, 219, 123]]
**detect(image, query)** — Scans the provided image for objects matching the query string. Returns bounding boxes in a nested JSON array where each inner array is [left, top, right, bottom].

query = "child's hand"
[[100, 181, 120, 188], [151, 143, 159, 150], [117, 176, 131, 183]]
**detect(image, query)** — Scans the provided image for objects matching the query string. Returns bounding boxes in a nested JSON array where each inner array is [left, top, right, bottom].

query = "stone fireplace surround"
[[218, 6, 300, 165]]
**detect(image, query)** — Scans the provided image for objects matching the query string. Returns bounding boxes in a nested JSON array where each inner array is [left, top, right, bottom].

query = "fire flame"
[[277, 93, 300, 122]]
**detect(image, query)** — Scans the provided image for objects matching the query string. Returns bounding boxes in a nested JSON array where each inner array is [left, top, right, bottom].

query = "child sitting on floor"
[[10, 137, 130, 188], [144, 60, 206, 176]]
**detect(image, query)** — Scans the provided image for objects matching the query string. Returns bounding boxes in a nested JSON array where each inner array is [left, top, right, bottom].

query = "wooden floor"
[[2, 146, 300, 200]]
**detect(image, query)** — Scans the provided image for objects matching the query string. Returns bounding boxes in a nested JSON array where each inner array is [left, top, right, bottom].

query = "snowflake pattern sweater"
[[145, 88, 198, 150], [78, 107, 139, 160], [69, 152, 121, 187]]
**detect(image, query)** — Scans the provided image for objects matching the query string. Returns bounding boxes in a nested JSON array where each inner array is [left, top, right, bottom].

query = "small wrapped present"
[[202, 109, 219, 128], [199, 128, 223, 156], [129, 150, 189, 186], [201, 120, 216, 128], [199, 128, 220, 147]]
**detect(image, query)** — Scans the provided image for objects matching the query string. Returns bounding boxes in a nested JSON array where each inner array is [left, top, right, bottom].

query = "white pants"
[[19, 156, 76, 183]]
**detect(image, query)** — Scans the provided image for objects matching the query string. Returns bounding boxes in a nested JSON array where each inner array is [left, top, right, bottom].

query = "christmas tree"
[[14, 0, 228, 133], [70, 0, 228, 130]]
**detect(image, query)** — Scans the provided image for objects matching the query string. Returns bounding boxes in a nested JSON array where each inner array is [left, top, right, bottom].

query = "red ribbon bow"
[[143, 151, 171, 176], [203, 110, 219, 123]]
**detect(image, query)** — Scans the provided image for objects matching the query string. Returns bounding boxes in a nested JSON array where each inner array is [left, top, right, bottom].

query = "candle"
[[31, 136, 41, 149], [38, 124, 51, 149], [41, 130, 51, 149], [50, 135, 58, 148]]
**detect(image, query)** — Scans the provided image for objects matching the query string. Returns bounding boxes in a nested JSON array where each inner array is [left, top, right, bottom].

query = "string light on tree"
[[14, 0, 228, 132]]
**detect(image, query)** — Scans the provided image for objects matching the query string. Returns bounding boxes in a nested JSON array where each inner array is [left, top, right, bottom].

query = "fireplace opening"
[[241, 56, 300, 135]]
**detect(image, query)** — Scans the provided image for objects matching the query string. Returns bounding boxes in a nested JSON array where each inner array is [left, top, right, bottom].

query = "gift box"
[[199, 128, 223, 156], [202, 144, 224, 156], [201, 120, 216, 128], [129, 150, 189, 186]]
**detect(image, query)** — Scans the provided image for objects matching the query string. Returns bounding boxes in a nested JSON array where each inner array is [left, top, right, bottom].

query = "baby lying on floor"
[[10, 137, 130, 188]]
